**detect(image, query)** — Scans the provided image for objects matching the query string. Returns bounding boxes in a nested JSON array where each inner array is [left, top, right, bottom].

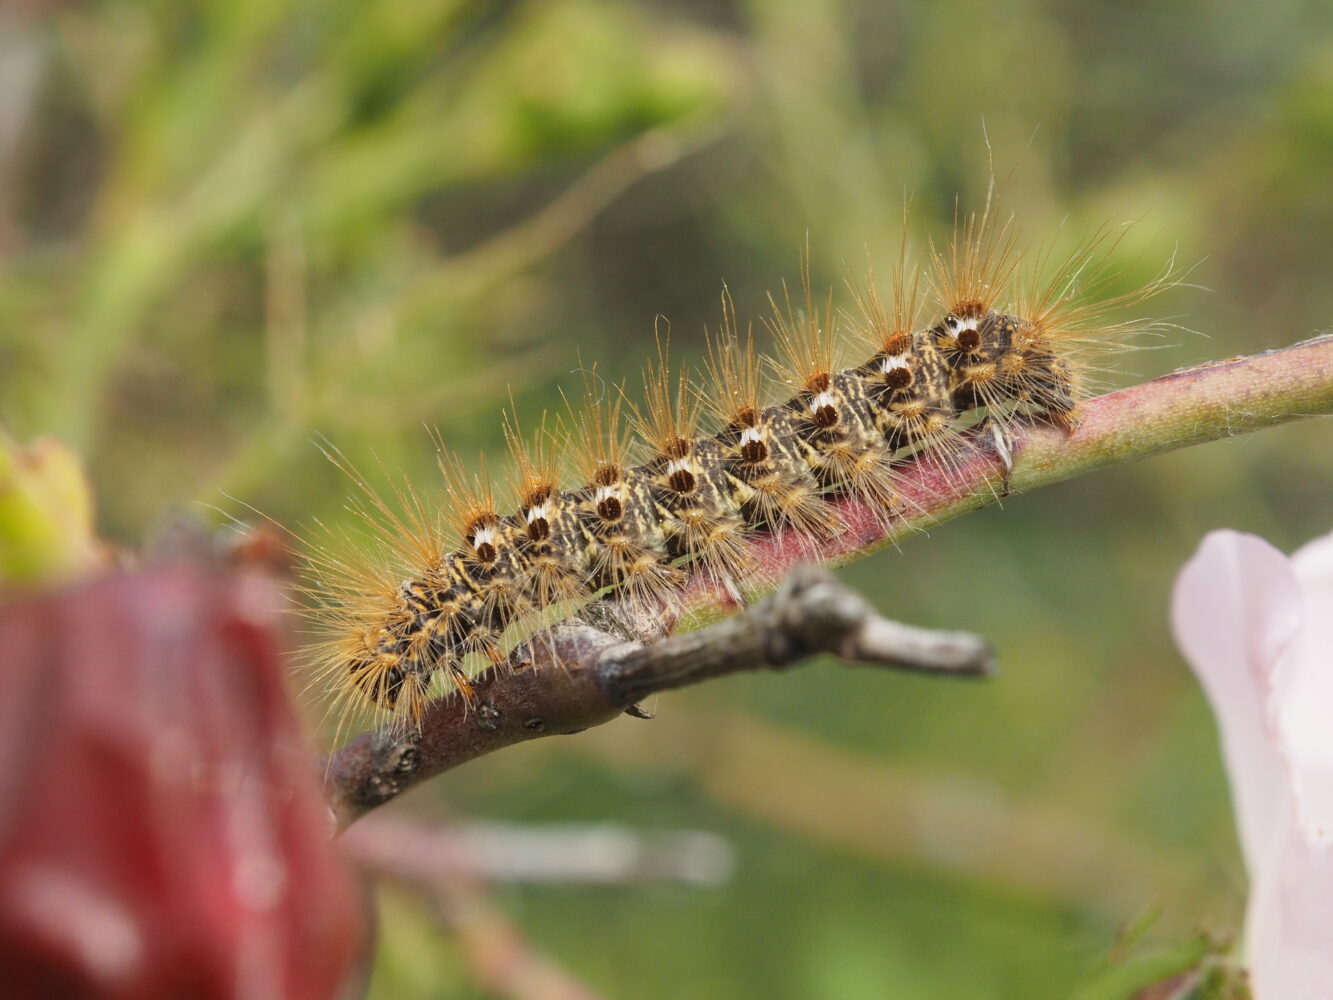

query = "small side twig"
[[600, 565, 993, 707], [348, 816, 616, 1000], [325, 566, 991, 829]]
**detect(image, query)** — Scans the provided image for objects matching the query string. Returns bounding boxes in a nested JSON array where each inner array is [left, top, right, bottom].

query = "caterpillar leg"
[[986, 419, 1014, 497], [720, 575, 747, 610], [987, 420, 1013, 475], [448, 662, 475, 703]]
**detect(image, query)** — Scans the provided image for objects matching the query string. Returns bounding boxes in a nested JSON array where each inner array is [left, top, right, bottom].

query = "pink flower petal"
[[1247, 813, 1333, 999], [1282, 529, 1333, 839], [1175, 528, 1333, 997], [1170, 530, 1303, 876]]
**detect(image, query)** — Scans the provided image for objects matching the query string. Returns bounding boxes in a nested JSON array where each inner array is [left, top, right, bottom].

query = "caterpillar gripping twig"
[[302, 206, 1179, 732]]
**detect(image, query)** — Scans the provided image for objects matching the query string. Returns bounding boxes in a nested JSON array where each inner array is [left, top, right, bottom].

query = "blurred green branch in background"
[[1, 0, 740, 538]]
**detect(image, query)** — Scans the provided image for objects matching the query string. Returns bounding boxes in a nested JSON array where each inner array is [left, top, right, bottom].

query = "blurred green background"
[[3, 0, 1332, 996]]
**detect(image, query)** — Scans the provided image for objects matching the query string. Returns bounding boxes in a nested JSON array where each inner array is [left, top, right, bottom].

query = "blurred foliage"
[[2, 0, 1333, 997], [1072, 912, 1249, 1000]]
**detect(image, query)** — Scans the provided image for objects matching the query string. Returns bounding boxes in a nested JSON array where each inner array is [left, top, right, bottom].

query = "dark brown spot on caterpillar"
[[740, 437, 767, 463], [668, 468, 696, 493], [474, 541, 497, 563], [813, 403, 839, 428], [597, 495, 623, 520], [807, 371, 832, 393], [883, 366, 912, 389], [526, 484, 554, 505], [593, 464, 619, 487], [665, 437, 691, 460], [957, 329, 981, 352], [526, 517, 549, 541]]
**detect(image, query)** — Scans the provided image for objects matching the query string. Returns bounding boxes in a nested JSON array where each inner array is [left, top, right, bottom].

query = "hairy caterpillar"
[[302, 201, 1177, 732]]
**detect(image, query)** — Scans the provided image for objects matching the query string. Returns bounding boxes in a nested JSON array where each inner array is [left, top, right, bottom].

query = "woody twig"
[[325, 565, 990, 829]]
